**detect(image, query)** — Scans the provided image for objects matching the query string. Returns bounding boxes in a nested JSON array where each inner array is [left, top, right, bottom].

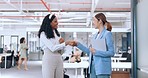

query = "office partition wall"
[[10, 36, 19, 54], [0, 36, 4, 48], [0, 35, 19, 51], [136, 0, 148, 78], [27, 32, 41, 60]]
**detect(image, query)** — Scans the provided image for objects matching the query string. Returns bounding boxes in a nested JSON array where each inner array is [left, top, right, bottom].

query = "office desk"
[[64, 61, 89, 78], [112, 62, 131, 71], [0, 53, 11, 69], [111, 57, 127, 62], [112, 62, 131, 69], [80, 57, 89, 61], [63, 58, 131, 78], [114, 54, 122, 58]]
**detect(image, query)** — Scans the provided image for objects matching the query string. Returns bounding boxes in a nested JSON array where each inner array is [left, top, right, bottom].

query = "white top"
[[95, 32, 100, 39], [40, 30, 66, 52]]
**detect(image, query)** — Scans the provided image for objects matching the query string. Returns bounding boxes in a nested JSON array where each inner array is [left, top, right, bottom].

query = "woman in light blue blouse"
[[70, 13, 115, 78]]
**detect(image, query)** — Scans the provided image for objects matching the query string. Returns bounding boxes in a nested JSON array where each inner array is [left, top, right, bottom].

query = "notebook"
[[91, 39, 106, 51]]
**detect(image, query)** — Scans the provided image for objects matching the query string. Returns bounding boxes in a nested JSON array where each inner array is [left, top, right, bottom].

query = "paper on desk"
[[91, 39, 106, 51]]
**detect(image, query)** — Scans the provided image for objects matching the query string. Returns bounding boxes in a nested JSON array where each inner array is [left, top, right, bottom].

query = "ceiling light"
[[106, 12, 127, 17], [115, 2, 130, 5]]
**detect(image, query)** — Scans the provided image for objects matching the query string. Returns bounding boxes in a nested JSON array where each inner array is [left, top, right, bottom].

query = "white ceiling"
[[0, 0, 131, 32]]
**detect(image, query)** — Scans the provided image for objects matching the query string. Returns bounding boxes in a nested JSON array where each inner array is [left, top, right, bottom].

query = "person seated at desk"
[[121, 46, 131, 62], [121, 52, 129, 58], [126, 53, 131, 62], [4, 45, 8, 53], [70, 48, 81, 63]]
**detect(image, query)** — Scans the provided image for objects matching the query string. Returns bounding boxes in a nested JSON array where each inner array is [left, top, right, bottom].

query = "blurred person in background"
[[17, 37, 28, 70]]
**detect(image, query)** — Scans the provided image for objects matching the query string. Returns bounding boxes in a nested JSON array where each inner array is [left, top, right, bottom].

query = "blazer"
[[77, 28, 115, 75]]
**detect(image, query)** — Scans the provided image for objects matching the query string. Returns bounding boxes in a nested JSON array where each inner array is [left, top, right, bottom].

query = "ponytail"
[[106, 21, 112, 31]]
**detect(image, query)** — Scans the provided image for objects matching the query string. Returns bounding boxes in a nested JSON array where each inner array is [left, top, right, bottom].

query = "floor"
[[0, 61, 132, 78], [0, 61, 42, 78], [0, 61, 84, 78]]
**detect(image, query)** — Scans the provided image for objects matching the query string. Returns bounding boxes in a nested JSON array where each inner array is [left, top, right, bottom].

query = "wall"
[[137, 0, 148, 77], [0, 29, 26, 37], [0, 29, 26, 49]]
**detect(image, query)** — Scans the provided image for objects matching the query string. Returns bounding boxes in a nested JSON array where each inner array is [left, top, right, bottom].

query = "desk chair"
[[0, 51, 14, 68], [121, 52, 129, 58]]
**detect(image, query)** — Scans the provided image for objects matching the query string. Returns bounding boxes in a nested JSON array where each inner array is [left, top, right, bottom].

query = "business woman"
[[70, 13, 115, 78], [17, 37, 28, 70], [38, 14, 69, 78]]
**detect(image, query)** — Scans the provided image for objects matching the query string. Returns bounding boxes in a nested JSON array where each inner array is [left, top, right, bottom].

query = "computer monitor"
[[0, 48, 3, 54], [7, 50, 11, 53]]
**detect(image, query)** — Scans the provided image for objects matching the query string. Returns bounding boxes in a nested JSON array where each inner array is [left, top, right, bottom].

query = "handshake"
[[59, 38, 77, 46]]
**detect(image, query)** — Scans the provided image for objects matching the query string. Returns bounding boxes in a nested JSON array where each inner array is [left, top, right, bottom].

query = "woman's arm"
[[40, 32, 66, 52], [77, 42, 90, 56]]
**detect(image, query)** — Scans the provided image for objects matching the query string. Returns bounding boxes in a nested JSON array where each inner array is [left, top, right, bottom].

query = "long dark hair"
[[20, 37, 25, 44], [38, 14, 60, 39]]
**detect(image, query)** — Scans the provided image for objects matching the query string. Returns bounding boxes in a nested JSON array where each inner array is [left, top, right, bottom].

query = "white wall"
[[0, 29, 26, 49], [137, 0, 148, 77], [0, 29, 26, 37]]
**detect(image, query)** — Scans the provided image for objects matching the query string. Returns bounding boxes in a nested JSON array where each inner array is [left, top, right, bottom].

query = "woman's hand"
[[90, 48, 96, 54], [59, 38, 65, 44], [69, 40, 78, 46]]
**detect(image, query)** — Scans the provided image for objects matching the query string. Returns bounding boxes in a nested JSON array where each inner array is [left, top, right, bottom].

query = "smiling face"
[[23, 39, 26, 43], [51, 17, 58, 29], [93, 17, 101, 29]]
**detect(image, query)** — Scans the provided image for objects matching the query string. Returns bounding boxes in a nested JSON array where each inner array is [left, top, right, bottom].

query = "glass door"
[[0, 35, 4, 48], [10, 35, 19, 54], [27, 32, 41, 61]]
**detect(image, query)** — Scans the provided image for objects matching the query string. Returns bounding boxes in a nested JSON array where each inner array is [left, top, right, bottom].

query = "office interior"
[[0, 0, 147, 78]]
